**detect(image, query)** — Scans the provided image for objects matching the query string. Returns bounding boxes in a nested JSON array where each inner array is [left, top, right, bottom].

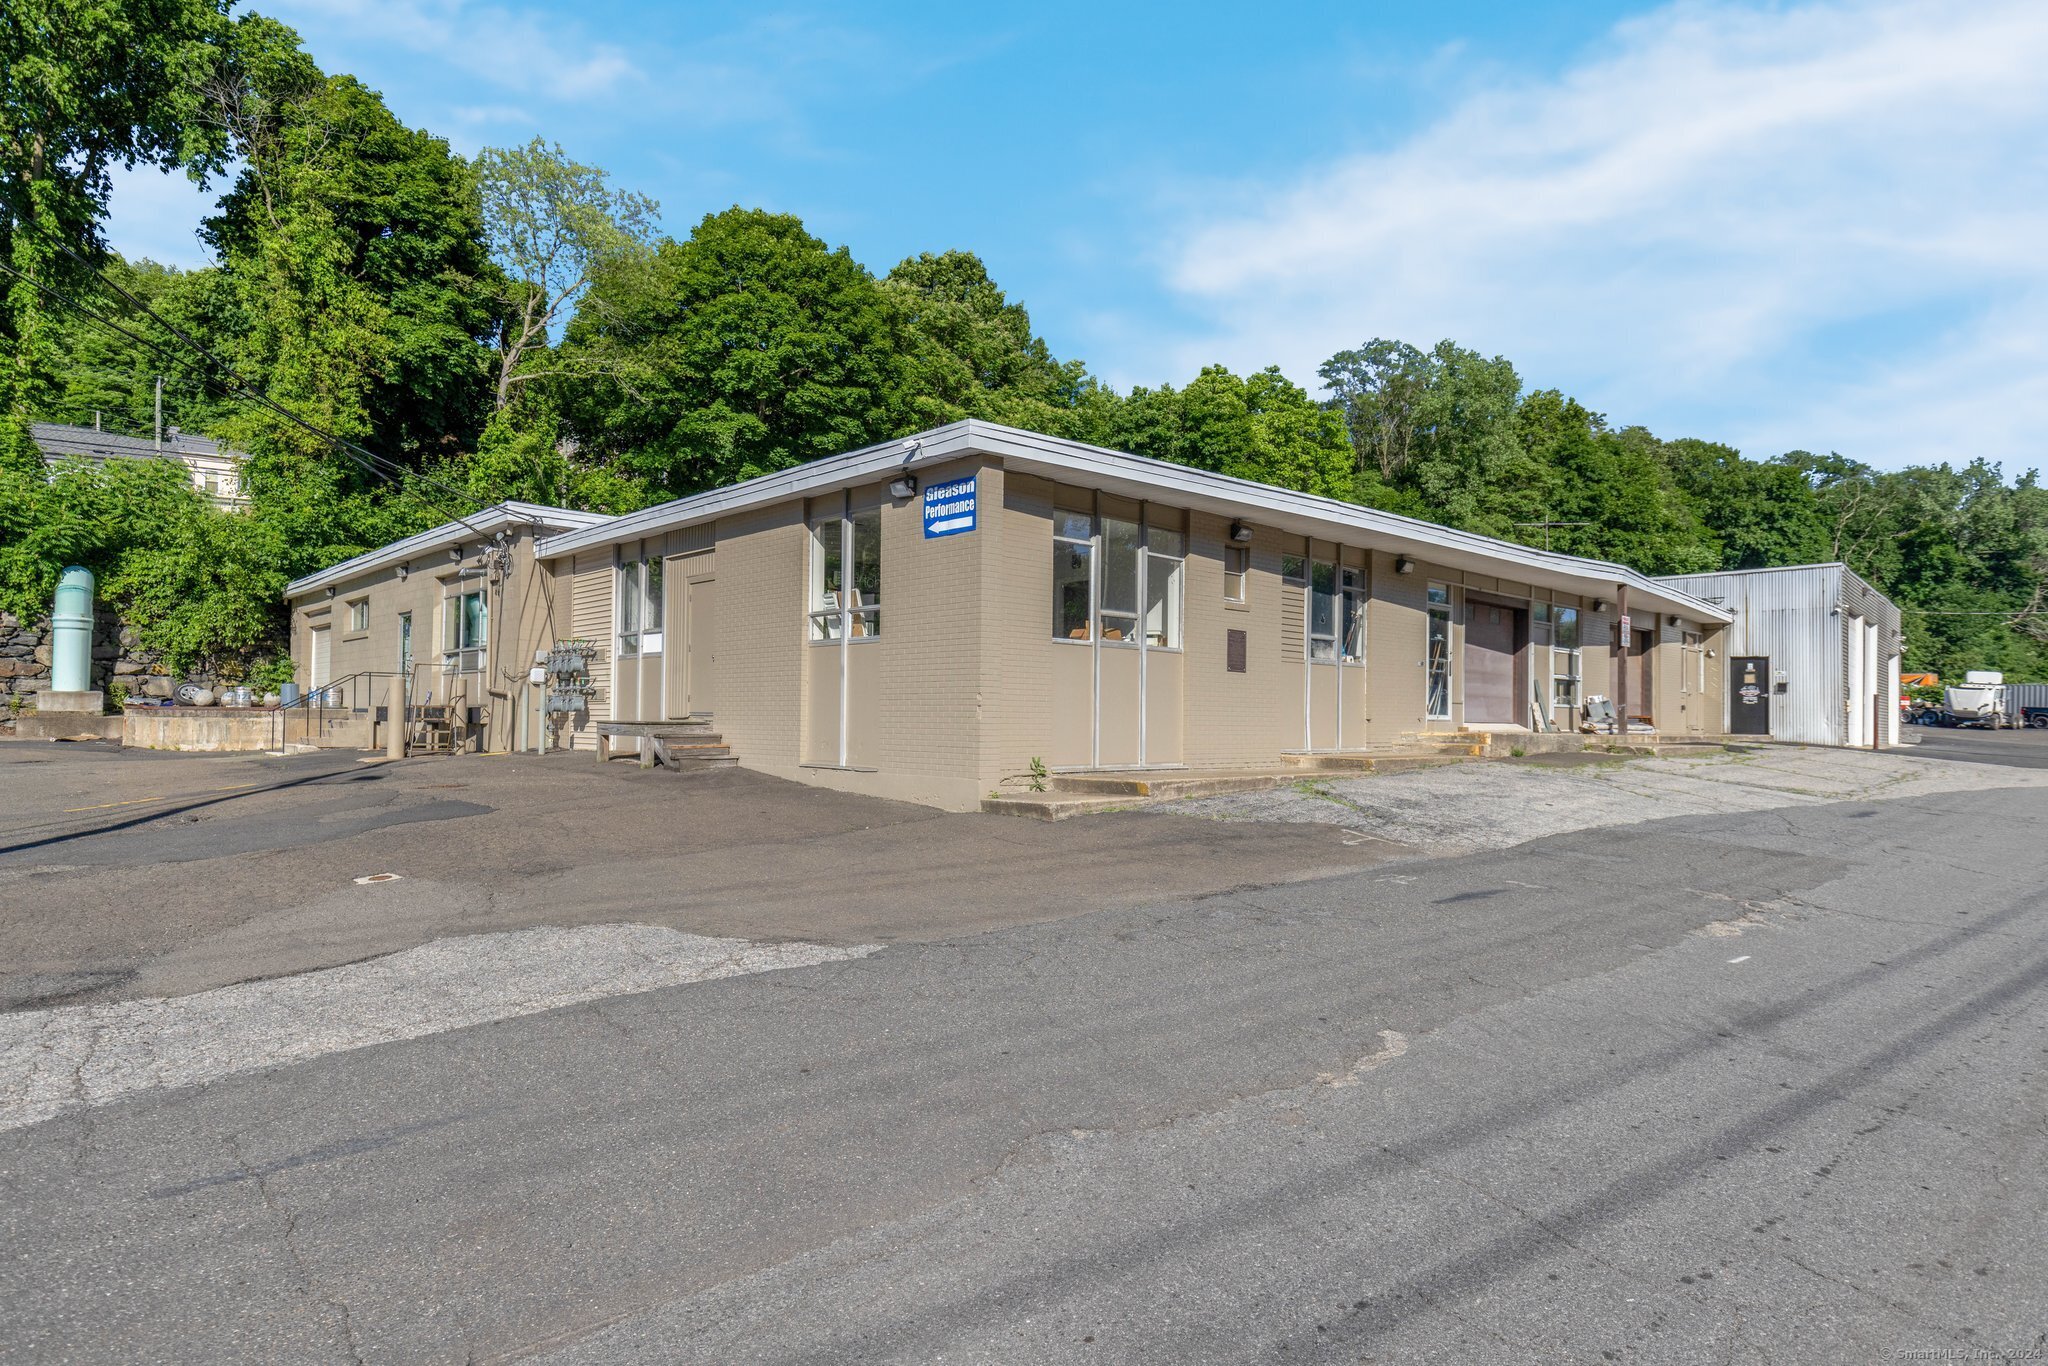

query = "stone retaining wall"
[[0, 611, 208, 706]]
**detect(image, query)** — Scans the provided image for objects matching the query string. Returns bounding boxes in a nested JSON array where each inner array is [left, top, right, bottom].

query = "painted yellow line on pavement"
[[63, 782, 260, 814]]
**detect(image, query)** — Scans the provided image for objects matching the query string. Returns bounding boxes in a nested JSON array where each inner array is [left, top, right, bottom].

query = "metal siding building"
[[1654, 564, 1904, 747]]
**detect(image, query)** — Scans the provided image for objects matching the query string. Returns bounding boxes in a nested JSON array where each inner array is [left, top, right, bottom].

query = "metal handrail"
[[271, 671, 405, 750]]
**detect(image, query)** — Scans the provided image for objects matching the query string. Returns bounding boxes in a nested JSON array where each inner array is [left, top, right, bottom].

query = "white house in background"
[[30, 421, 249, 507]]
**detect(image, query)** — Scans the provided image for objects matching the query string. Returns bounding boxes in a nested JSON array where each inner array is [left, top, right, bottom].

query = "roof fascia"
[[284, 503, 608, 598]]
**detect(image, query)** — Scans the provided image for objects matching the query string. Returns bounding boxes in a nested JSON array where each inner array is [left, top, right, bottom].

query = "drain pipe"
[[48, 565, 99, 711]]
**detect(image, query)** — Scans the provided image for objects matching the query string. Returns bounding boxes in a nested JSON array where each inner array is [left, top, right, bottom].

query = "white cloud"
[[265, 0, 643, 103], [1155, 0, 2048, 471]]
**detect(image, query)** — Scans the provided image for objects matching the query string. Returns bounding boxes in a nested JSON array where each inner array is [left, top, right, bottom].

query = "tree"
[[35, 255, 237, 438], [0, 0, 235, 457], [561, 208, 919, 493], [475, 138, 658, 414], [882, 250, 1088, 434], [1080, 364, 1355, 499], [1319, 339, 1431, 483]]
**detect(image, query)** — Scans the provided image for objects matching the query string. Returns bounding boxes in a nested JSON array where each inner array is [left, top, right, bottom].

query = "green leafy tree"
[[882, 250, 1088, 434], [561, 208, 919, 493], [0, 0, 235, 460], [475, 138, 659, 414]]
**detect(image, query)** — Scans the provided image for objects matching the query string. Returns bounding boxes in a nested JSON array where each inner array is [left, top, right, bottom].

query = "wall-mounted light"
[[1395, 556, 1415, 575], [325, 585, 336, 599], [1592, 598, 1610, 613], [889, 474, 918, 500], [395, 564, 409, 581], [1229, 520, 1253, 544], [448, 546, 463, 562], [1667, 614, 1680, 627]]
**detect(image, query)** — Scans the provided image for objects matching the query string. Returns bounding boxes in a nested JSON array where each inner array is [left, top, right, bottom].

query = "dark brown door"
[[1626, 633, 1654, 725], [1466, 603, 1520, 723]]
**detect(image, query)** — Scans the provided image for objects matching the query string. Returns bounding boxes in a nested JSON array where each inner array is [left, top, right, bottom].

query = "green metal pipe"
[[51, 565, 94, 694]]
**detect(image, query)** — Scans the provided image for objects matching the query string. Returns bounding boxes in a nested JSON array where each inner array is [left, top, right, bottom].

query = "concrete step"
[[1048, 772, 1287, 799], [980, 793, 1144, 820], [1287, 753, 1468, 774]]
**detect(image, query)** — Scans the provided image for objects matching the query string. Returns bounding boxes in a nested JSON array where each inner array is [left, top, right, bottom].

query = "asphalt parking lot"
[[0, 740, 1404, 1011], [1900, 721, 2048, 768]]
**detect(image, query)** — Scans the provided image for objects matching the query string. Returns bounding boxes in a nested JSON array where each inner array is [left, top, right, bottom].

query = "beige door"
[[685, 578, 716, 717], [309, 626, 331, 689]]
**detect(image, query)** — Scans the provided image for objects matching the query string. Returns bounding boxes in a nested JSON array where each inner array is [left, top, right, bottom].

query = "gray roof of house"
[[283, 502, 617, 598], [30, 421, 243, 464]]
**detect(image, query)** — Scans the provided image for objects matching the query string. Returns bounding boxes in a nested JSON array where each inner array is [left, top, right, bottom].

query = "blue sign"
[[922, 475, 977, 538]]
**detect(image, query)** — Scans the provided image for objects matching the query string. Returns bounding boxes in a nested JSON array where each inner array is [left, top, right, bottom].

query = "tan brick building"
[[288, 422, 1732, 808]]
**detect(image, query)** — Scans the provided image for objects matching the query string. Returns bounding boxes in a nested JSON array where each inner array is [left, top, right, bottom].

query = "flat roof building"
[[288, 422, 1736, 807]]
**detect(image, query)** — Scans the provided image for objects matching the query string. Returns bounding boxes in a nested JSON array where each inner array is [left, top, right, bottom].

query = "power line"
[[55, 244, 520, 535]]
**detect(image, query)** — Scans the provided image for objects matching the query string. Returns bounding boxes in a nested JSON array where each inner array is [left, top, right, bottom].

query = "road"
[[1, 753, 2043, 1361]]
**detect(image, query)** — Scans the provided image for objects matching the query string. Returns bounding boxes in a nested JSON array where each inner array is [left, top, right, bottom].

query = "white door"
[[309, 626, 331, 689]]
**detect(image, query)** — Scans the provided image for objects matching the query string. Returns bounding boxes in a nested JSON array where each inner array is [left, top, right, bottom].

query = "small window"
[[1309, 562, 1338, 661], [1053, 517, 1093, 641], [347, 599, 369, 633], [618, 557, 664, 657], [443, 589, 486, 673], [1340, 567, 1366, 663], [1099, 516, 1141, 644], [810, 508, 880, 641], [1552, 606, 1582, 714], [1281, 553, 1307, 584], [1145, 535, 1184, 649], [1224, 545, 1248, 603]]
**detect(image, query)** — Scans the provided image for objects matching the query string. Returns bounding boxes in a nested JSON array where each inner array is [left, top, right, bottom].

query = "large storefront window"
[[1050, 508, 1183, 649], [443, 588, 487, 674], [1425, 584, 1452, 719], [810, 509, 882, 641], [618, 557, 664, 657]]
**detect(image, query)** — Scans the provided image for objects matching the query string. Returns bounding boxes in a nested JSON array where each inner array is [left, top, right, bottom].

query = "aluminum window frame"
[[1425, 582, 1454, 721], [809, 498, 882, 645]]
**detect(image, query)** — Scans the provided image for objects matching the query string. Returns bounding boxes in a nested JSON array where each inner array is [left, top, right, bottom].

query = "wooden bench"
[[595, 720, 727, 770]]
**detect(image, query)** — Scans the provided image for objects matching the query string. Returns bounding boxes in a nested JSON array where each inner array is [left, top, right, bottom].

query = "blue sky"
[[108, 0, 2048, 474]]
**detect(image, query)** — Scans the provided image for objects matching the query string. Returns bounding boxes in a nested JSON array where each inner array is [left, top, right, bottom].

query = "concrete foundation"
[[122, 708, 279, 752], [36, 690, 103, 714], [12, 713, 124, 741]]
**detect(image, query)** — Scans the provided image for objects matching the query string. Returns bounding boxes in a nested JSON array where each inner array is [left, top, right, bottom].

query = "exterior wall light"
[[395, 564, 409, 581], [325, 585, 336, 598], [1592, 598, 1610, 612], [889, 474, 918, 500], [1229, 520, 1253, 543], [449, 546, 463, 561], [1667, 614, 1680, 627], [1394, 556, 1415, 574]]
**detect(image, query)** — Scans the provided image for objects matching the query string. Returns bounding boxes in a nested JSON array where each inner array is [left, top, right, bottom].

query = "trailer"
[[1912, 670, 2046, 728]]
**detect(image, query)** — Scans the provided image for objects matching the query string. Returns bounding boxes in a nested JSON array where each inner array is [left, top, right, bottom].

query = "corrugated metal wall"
[[1656, 564, 1904, 746]]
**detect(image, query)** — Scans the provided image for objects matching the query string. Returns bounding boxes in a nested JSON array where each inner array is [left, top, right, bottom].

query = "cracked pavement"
[[0, 739, 2044, 1361]]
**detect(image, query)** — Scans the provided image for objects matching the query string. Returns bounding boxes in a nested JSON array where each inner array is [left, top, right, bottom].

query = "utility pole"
[[153, 376, 163, 452]]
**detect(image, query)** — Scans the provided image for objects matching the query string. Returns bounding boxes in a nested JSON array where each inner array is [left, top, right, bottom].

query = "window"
[[1544, 604, 1581, 713], [618, 557, 664, 657], [1099, 516, 1141, 643], [1426, 584, 1452, 719], [1281, 553, 1306, 584], [347, 599, 368, 633], [1340, 567, 1366, 663], [1309, 561, 1338, 661], [443, 588, 486, 673], [1053, 510, 1093, 641], [810, 507, 881, 641], [1144, 524, 1184, 649], [1224, 545, 1248, 604]]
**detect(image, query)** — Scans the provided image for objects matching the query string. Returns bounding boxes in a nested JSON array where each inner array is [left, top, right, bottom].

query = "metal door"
[[1731, 655, 1771, 735], [1465, 602, 1521, 724]]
